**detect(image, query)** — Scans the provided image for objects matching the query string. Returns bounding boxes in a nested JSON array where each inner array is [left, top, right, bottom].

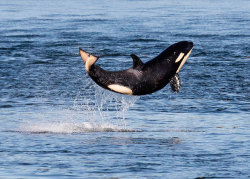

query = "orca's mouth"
[[187, 41, 193, 50]]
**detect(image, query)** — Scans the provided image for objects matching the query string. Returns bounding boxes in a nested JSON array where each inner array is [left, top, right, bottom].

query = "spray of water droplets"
[[19, 81, 139, 133]]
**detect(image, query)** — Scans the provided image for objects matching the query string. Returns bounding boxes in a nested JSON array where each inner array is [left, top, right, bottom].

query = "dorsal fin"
[[130, 54, 144, 69]]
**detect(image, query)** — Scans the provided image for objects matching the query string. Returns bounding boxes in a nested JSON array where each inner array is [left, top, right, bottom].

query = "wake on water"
[[18, 84, 139, 134]]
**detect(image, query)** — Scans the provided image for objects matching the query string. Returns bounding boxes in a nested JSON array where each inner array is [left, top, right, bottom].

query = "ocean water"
[[0, 0, 249, 178]]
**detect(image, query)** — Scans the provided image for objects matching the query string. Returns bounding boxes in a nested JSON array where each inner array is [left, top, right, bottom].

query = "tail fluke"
[[79, 48, 99, 72]]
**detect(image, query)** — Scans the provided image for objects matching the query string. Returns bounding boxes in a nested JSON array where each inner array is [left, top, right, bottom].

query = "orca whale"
[[79, 41, 193, 95]]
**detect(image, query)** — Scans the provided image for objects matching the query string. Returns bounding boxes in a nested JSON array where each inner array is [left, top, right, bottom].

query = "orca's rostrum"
[[79, 41, 193, 95]]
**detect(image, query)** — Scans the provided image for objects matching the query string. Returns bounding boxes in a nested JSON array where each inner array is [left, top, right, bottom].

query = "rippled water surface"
[[0, 0, 249, 178]]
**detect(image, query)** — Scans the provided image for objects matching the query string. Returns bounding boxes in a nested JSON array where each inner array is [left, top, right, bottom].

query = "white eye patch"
[[175, 52, 185, 63]]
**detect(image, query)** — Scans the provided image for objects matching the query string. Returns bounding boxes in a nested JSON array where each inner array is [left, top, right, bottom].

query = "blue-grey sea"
[[0, 0, 249, 178]]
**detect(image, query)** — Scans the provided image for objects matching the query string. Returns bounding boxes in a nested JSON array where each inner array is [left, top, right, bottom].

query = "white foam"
[[19, 121, 137, 133]]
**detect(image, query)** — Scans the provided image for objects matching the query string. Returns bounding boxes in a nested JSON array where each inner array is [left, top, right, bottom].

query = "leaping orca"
[[79, 41, 193, 95]]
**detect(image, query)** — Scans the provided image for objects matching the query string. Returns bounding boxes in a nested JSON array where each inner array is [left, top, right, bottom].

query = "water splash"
[[19, 84, 139, 133], [71, 85, 139, 131]]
